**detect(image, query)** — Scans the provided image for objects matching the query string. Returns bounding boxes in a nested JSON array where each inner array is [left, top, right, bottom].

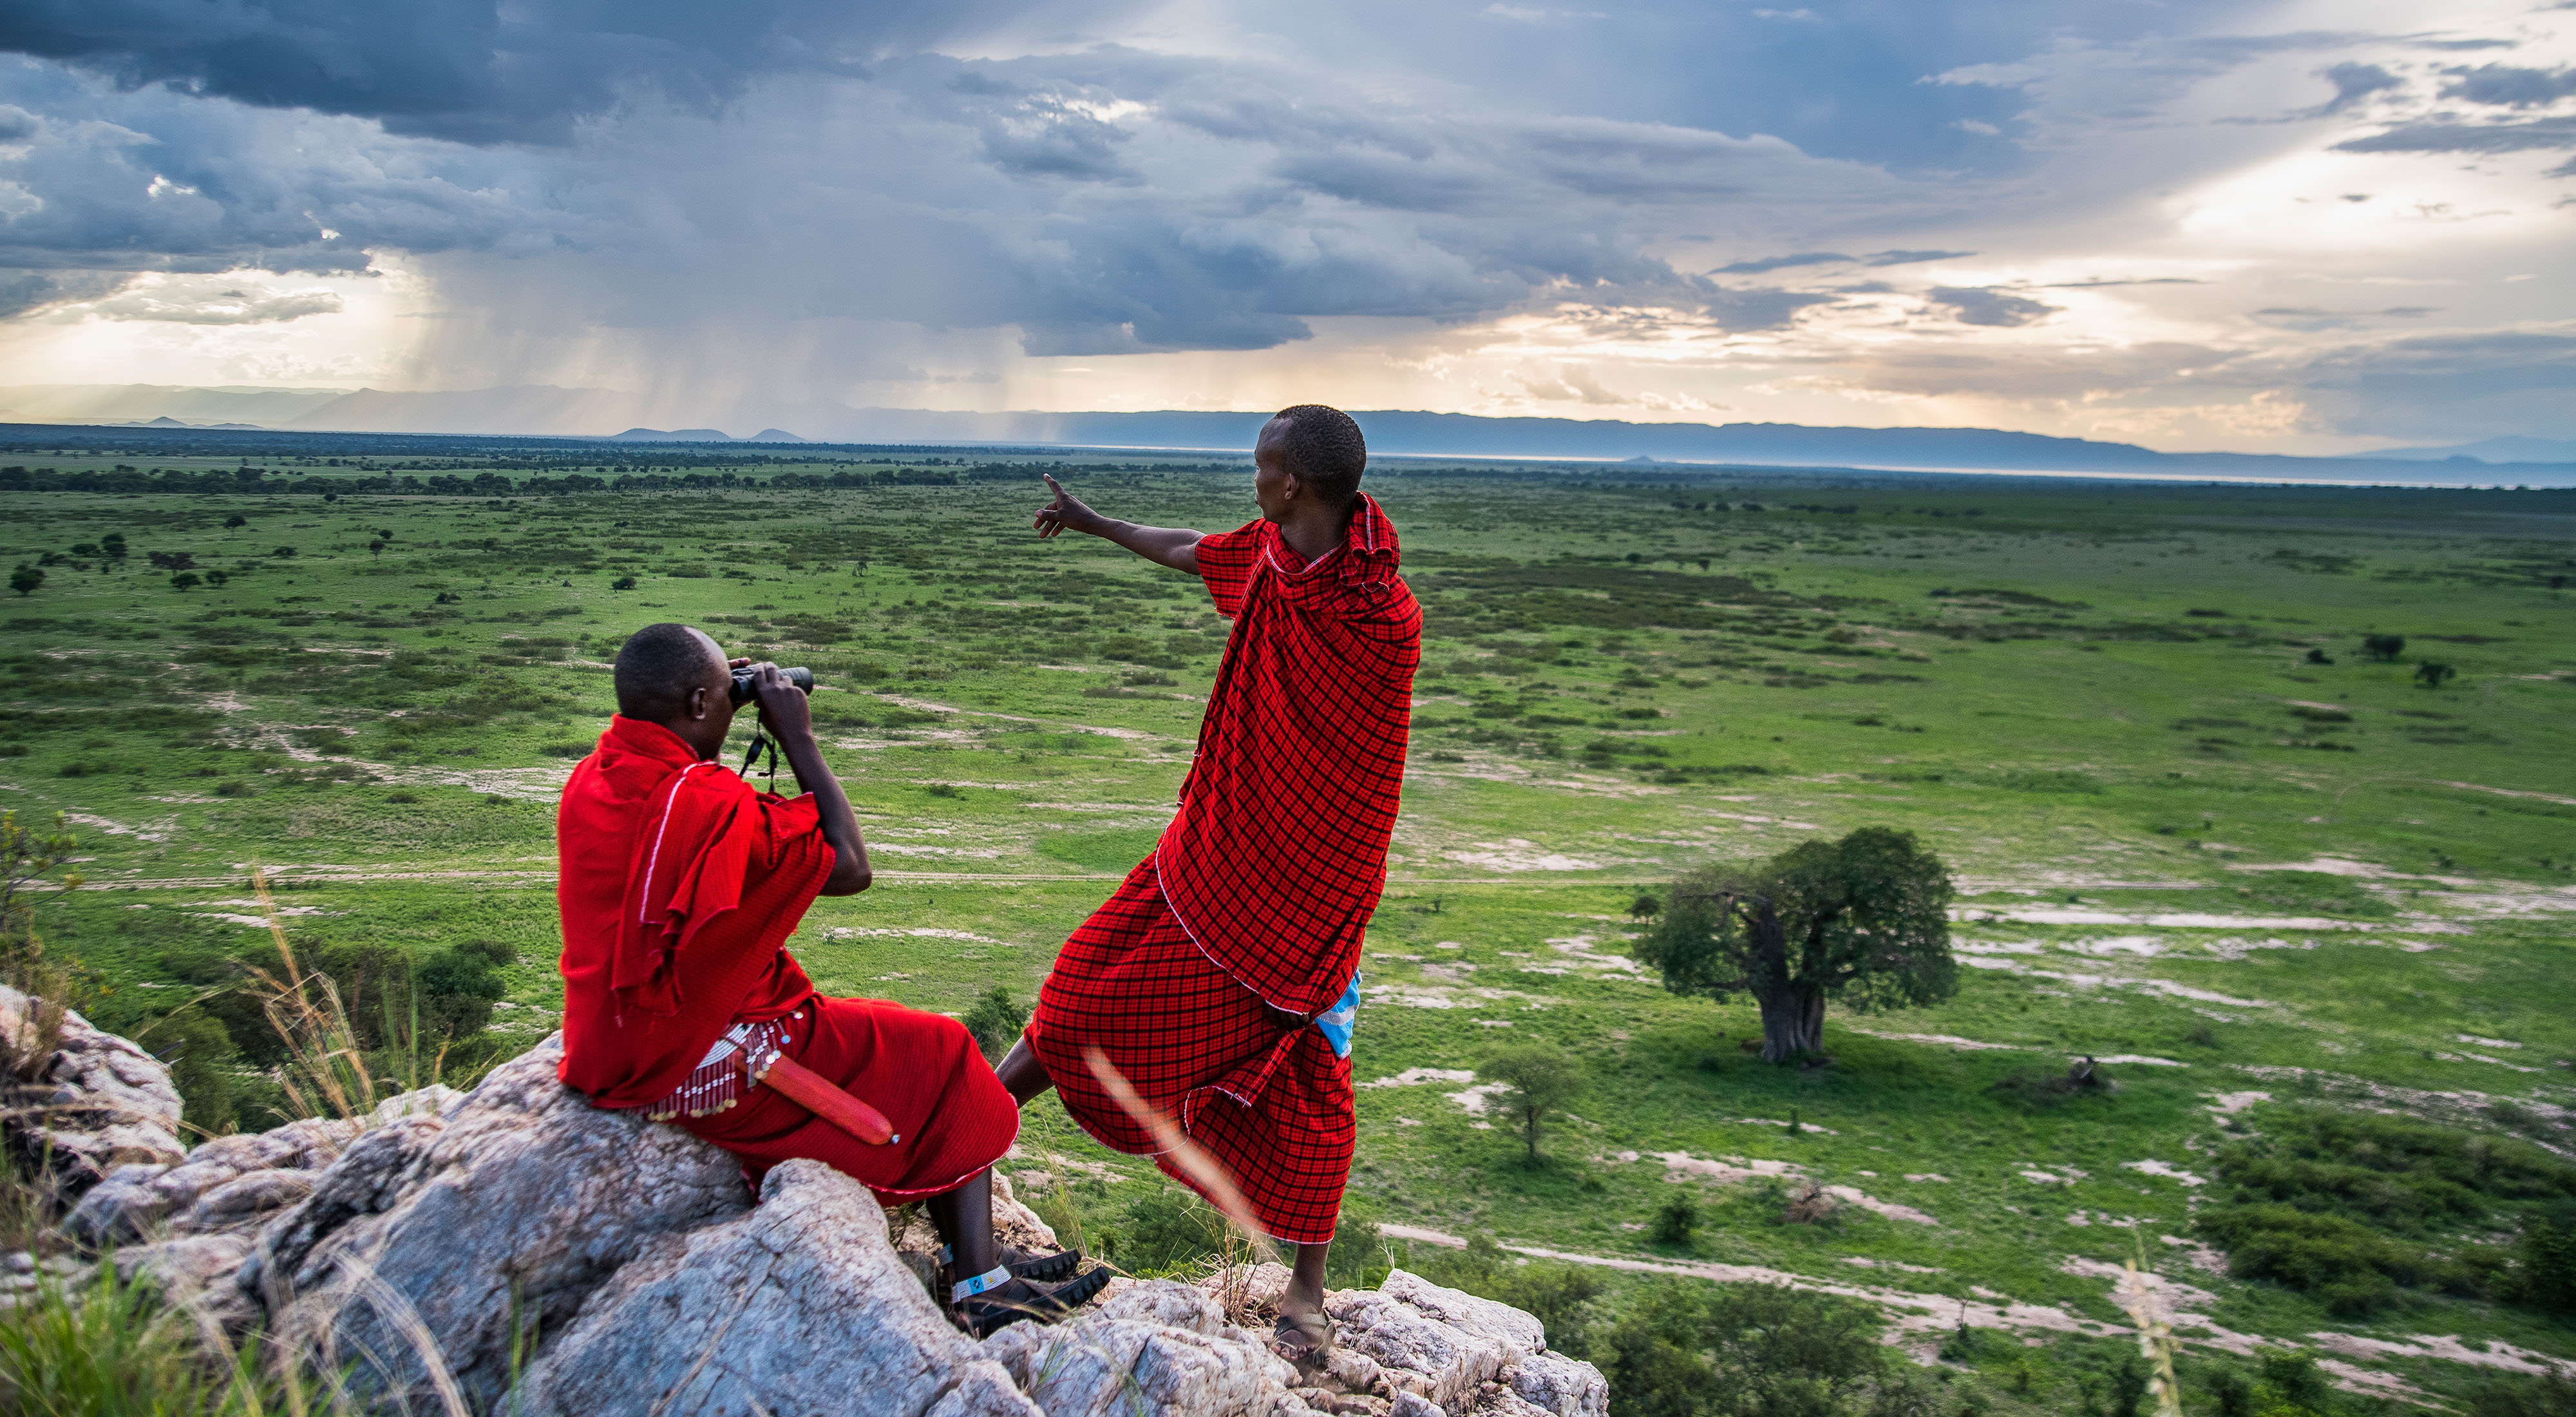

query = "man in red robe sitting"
[[555, 623, 1107, 1334], [999, 405, 1421, 1356]]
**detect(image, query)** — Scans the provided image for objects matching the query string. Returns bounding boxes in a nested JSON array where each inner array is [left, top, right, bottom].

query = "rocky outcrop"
[[19, 1025, 1607, 1417], [0, 982, 187, 1198], [503, 1158, 1038, 1417], [247, 1042, 754, 1412]]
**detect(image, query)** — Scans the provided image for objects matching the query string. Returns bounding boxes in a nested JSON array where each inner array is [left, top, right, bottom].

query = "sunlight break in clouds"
[[0, 0, 2566, 452]]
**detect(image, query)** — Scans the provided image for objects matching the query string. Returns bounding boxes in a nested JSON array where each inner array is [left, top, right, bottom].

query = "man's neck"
[[1276, 502, 1352, 564], [625, 712, 724, 761]]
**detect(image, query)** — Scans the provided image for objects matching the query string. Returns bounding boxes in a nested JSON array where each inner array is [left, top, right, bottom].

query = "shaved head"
[[614, 623, 727, 721], [1267, 404, 1366, 508]]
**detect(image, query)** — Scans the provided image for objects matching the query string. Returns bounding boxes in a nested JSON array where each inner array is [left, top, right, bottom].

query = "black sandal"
[[941, 1243, 1086, 1286], [1003, 1245, 1084, 1283], [954, 1266, 1113, 1338]]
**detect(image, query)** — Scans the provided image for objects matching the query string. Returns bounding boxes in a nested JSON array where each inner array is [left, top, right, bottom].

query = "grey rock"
[[1380, 1271, 1544, 1356], [64, 1175, 171, 1248], [251, 1035, 750, 1413], [186, 1168, 318, 1229], [184, 1130, 302, 1175], [1506, 1353, 1606, 1417], [21, 1015, 1600, 1417], [252, 1115, 365, 1170], [506, 1159, 1038, 1417], [1329, 1273, 1523, 1416], [115, 1232, 258, 1325], [1472, 1389, 1555, 1417], [0, 984, 185, 1195], [151, 1159, 252, 1208], [986, 1281, 1303, 1417]]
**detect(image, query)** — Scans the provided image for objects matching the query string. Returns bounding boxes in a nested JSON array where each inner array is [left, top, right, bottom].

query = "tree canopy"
[[1633, 827, 1955, 1062], [1477, 1045, 1586, 1163]]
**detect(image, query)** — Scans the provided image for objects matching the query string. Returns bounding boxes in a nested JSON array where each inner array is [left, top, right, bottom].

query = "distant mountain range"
[[0, 383, 2567, 485], [608, 426, 808, 443], [2365, 436, 2576, 464]]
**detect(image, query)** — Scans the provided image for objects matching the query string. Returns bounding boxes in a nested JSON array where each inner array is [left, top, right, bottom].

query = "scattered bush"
[[1598, 1280, 1895, 1417], [1651, 1194, 1698, 1246], [958, 986, 1027, 1061], [2515, 1200, 2576, 1316], [1476, 1044, 1584, 1164], [2361, 634, 2405, 661], [2193, 1107, 2576, 1313], [1992, 1057, 2116, 1110]]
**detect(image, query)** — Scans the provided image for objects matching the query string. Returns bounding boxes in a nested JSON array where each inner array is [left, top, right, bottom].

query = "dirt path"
[[1375, 1224, 2574, 1398]]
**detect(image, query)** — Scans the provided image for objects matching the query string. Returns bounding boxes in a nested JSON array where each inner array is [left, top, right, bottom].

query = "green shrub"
[[2468, 1369, 2576, 1417], [1652, 1194, 1698, 1246], [1599, 1280, 1891, 1417], [2515, 1200, 2576, 1315], [135, 1007, 245, 1136], [958, 986, 1027, 1061]]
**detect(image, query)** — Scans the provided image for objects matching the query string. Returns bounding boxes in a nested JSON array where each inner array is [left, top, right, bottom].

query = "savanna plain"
[[4, 442, 2573, 1416]]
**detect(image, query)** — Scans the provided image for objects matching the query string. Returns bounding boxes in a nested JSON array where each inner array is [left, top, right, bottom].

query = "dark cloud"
[[2283, 331, 2576, 440], [0, 268, 126, 317], [2333, 115, 2576, 157], [1927, 286, 2058, 327], [1712, 252, 1852, 274], [1865, 249, 1975, 266], [2249, 305, 2438, 332], [0, 0, 1141, 145], [2311, 61, 2402, 114], [2438, 64, 2576, 108]]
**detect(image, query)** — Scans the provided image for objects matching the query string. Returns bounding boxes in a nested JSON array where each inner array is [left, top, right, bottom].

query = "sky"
[[0, 0, 2570, 453]]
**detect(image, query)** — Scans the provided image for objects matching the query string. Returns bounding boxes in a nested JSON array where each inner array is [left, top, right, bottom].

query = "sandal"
[[940, 1243, 1087, 1286], [954, 1266, 1114, 1338], [1272, 1308, 1336, 1365], [1003, 1245, 1084, 1283]]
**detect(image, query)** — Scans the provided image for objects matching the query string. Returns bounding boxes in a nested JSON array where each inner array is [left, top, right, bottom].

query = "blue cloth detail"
[[1314, 972, 1360, 1060]]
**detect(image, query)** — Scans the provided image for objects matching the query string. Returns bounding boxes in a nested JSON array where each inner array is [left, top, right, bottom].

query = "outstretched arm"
[[1031, 473, 1202, 574]]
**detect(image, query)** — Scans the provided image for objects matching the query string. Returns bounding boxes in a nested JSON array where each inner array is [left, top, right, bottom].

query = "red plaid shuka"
[[1030, 497, 1420, 1243], [557, 716, 1018, 1201]]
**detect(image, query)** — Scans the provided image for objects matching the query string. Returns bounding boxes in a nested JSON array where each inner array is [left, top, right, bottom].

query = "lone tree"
[[2362, 634, 2407, 662], [2414, 661, 2457, 689], [1476, 1044, 1584, 1164], [1634, 826, 1956, 1063], [6, 566, 39, 598]]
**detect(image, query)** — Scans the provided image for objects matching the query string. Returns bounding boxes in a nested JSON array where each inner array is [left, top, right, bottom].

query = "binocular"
[[728, 664, 815, 705]]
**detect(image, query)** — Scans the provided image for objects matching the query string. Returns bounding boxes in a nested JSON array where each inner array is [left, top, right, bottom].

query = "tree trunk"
[[1753, 984, 1826, 1063]]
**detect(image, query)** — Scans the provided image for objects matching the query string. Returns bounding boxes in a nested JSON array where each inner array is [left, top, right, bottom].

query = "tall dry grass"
[[2, 862, 479, 1417]]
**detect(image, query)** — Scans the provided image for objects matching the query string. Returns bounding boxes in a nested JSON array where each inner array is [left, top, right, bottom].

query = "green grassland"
[[3, 448, 2573, 1410]]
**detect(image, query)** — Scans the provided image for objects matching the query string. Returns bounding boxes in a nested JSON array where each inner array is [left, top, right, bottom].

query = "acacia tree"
[[1477, 1045, 1585, 1164], [1634, 827, 1956, 1063]]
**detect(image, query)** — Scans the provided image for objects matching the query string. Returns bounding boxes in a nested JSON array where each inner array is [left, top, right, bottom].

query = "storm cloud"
[[0, 0, 2564, 451]]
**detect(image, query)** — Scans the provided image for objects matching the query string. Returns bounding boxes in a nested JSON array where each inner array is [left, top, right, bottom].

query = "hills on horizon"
[[1, 382, 2569, 485]]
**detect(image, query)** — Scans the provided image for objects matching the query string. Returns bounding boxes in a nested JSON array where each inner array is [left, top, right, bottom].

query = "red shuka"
[[556, 716, 1021, 1201], [1157, 494, 1421, 1016], [1030, 496, 1419, 1242], [556, 715, 831, 1108]]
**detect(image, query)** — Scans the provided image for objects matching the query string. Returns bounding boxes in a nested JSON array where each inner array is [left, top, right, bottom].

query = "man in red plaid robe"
[[999, 405, 1420, 1352]]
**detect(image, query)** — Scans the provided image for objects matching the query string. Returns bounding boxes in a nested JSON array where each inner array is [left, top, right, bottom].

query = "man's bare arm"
[[1031, 473, 1201, 574], [750, 665, 872, 895]]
